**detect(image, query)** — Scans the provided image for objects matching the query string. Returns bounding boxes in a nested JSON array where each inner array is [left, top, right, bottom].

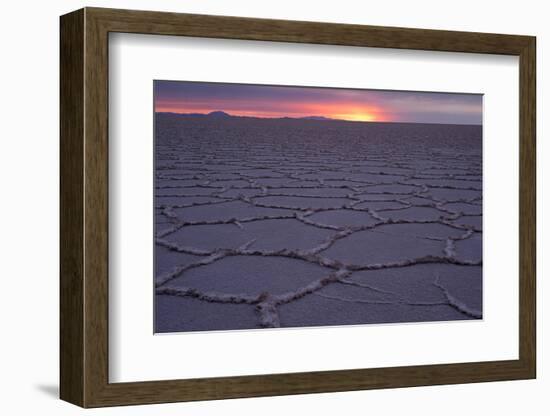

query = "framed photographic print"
[[60, 7, 536, 407]]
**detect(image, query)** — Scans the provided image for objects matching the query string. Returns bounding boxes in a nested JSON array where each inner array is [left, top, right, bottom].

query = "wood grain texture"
[[83, 10, 110, 406], [518, 38, 536, 375], [59, 7, 537, 408], [88, 7, 532, 54], [59, 8, 84, 406]]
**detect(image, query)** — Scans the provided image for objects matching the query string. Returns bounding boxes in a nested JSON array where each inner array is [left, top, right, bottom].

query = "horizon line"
[[155, 110, 482, 127]]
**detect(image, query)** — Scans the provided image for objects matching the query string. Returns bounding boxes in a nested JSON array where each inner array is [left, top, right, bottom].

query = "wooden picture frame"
[[60, 7, 536, 408]]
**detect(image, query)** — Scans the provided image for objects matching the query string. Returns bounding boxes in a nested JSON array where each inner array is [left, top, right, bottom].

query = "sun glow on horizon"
[[154, 81, 483, 125], [155, 107, 389, 123], [337, 114, 376, 122], [328, 107, 390, 122], [155, 101, 391, 123]]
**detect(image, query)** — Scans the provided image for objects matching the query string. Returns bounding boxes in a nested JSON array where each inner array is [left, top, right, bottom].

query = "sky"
[[154, 80, 482, 125]]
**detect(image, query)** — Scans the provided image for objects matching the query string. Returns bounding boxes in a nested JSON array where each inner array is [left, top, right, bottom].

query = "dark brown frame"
[[60, 7, 536, 408]]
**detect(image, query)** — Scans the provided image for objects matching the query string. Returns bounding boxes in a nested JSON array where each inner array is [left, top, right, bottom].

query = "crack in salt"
[[155, 119, 482, 329], [315, 275, 481, 319]]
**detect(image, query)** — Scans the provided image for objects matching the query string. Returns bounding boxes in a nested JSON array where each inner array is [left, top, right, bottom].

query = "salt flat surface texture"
[[154, 114, 482, 333]]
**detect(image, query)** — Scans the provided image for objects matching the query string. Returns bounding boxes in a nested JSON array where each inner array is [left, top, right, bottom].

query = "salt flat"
[[154, 114, 483, 333]]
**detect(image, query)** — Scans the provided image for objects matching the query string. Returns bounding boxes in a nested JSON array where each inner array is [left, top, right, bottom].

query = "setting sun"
[[330, 109, 382, 122], [154, 81, 482, 125]]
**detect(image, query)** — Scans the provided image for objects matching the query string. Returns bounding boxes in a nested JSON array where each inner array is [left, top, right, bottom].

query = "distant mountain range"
[[157, 110, 337, 122], [286, 115, 334, 121], [156, 111, 481, 126]]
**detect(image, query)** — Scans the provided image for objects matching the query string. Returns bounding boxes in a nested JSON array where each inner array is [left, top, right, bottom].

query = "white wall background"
[[0, 0, 545, 414]]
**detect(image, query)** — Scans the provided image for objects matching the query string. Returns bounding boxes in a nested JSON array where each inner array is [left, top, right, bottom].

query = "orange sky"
[[156, 100, 390, 122], [154, 81, 483, 125]]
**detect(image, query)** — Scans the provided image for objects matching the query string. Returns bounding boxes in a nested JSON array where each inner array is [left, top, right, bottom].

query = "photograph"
[[153, 81, 483, 333]]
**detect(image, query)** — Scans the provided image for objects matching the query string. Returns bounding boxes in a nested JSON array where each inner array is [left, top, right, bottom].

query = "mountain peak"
[[207, 111, 231, 117]]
